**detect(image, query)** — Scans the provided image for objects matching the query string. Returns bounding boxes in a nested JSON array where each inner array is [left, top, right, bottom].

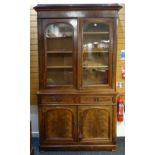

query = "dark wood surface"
[[32, 137, 125, 153], [39, 144, 117, 151], [36, 10, 119, 18], [39, 106, 77, 145], [34, 4, 122, 11], [34, 4, 122, 151], [78, 105, 113, 144]]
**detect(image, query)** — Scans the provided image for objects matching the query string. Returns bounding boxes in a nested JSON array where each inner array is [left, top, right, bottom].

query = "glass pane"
[[82, 23, 110, 85], [45, 23, 73, 85]]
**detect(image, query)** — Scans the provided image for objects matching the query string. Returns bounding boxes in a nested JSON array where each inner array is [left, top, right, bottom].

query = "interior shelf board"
[[83, 66, 109, 68], [46, 36, 72, 39], [47, 51, 72, 54], [83, 51, 109, 53], [83, 32, 109, 35], [47, 66, 72, 69]]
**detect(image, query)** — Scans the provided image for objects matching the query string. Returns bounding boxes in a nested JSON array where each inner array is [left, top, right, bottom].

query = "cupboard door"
[[41, 19, 77, 88], [79, 18, 113, 88], [78, 105, 113, 144], [40, 105, 77, 144]]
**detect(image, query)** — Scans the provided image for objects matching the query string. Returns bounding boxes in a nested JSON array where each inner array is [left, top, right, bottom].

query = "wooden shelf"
[[83, 47, 109, 53], [83, 32, 109, 35], [46, 36, 72, 39], [47, 51, 72, 54], [47, 66, 72, 69], [83, 51, 109, 53], [83, 65, 108, 68]]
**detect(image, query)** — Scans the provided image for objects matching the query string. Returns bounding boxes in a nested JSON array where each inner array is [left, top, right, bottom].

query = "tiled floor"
[[32, 137, 125, 155]]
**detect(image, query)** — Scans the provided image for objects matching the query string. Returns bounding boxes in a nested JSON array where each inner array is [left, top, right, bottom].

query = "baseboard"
[[32, 131, 39, 137], [39, 144, 117, 151]]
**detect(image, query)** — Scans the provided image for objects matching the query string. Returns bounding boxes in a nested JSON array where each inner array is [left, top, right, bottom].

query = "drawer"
[[41, 96, 79, 104], [80, 96, 113, 103]]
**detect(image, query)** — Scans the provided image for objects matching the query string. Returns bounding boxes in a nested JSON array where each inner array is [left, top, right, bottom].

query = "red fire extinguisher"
[[117, 96, 124, 122]]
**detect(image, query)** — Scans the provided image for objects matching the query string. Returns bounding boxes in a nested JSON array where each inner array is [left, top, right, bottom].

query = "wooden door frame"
[[38, 18, 78, 89], [78, 18, 114, 90]]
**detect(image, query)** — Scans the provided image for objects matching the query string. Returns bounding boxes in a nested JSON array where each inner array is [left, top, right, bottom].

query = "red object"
[[118, 116, 123, 122], [117, 96, 124, 122]]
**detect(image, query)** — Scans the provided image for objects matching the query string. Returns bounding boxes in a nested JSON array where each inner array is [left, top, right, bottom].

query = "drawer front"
[[41, 96, 79, 104], [80, 96, 113, 103]]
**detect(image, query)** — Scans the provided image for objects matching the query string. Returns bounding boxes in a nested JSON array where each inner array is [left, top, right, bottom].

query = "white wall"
[[30, 105, 125, 137], [30, 105, 39, 137]]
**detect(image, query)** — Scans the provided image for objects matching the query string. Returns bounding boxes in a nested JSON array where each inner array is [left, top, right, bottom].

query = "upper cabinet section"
[[34, 4, 122, 90]]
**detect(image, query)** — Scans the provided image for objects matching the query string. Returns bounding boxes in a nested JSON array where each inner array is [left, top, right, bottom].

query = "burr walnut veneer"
[[34, 4, 122, 151]]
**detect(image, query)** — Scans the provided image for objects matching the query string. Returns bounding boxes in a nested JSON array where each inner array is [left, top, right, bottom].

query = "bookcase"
[[34, 4, 122, 151]]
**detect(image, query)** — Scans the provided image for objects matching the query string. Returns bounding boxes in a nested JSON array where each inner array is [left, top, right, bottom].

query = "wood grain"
[[78, 106, 112, 143]]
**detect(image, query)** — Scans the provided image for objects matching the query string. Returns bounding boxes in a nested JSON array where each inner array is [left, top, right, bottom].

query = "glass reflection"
[[82, 23, 110, 85], [45, 23, 73, 85]]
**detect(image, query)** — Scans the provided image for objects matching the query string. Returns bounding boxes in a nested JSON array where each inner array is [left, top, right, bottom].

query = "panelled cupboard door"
[[39, 105, 77, 144], [79, 18, 114, 88], [78, 105, 113, 144], [40, 19, 78, 88]]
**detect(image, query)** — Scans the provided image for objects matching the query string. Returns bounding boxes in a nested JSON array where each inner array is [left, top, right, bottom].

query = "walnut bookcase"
[[34, 4, 122, 151]]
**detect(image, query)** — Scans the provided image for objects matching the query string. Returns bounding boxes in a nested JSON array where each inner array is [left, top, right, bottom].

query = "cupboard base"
[[39, 144, 117, 151]]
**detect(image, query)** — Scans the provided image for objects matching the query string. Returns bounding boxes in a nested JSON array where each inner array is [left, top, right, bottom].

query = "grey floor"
[[32, 137, 125, 155]]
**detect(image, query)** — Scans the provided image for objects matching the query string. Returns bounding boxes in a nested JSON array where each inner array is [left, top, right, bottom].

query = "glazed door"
[[78, 105, 113, 144], [40, 105, 77, 145], [79, 18, 114, 88], [41, 19, 77, 88]]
